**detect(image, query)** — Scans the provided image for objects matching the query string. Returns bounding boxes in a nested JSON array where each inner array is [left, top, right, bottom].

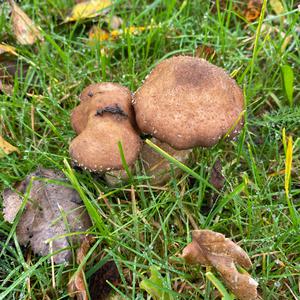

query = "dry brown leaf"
[[68, 236, 120, 300], [244, 0, 262, 22], [195, 45, 216, 61], [0, 136, 19, 158], [68, 269, 88, 300], [107, 15, 123, 30], [64, 0, 112, 22], [0, 80, 13, 95], [210, 159, 225, 191], [8, 0, 43, 45], [68, 236, 94, 300], [182, 230, 258, 300], [0, 44, 17, 56], [2, 167, 91, 264], [89, 261, 120, 300]]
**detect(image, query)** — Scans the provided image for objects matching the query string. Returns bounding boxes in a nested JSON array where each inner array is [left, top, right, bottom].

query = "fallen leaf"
[[106, 15, 123, 30], [89, 25, 150, 43], [64, 0, 112, 22], [182, 230, 258, 300], [0, 44, 17, 56], [195, 45, 216, 61], [0, 136, 19, 158], [2, 167, 91, 264], [89, 261, 120, 300], [0, 80, 13, 95], [8, 0, 43, 45], [270, 0, 285, 15], [68, 236, 94, 300], [140, 266, 174, 300], [210, 159, 225, 191], [244, 0, 262, 22]]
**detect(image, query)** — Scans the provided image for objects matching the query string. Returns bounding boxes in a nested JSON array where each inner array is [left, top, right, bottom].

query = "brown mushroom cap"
[[133, 56, 244, 150], [72, 83, 135, 134], [79, 82, 129, 102], [70, 114, 141, 172]]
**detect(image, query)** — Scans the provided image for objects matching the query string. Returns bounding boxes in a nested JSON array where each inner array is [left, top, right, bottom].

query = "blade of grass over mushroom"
[[205, 272, 234, 300], [145, 139, 218, 193], [118, 141, 133, 182], [63, 159, 108, 236]]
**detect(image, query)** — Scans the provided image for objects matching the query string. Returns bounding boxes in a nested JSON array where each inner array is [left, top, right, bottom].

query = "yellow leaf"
[[270, 0, 285, 15], [284, 136, 293, 197], [0, 136, 19, 158], [8, 0, 43, 45], [88, 26, 110, 42], [64, 0, 112, 22], [89, 25, 149, 43], [0, 44, 17, 56]]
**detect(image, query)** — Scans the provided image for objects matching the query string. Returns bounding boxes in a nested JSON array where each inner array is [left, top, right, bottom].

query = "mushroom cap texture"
[[133, 56, 244, 149], [69, 114, 142, 172], [79, 82, 129, 102], [72, 82, 135, 134]]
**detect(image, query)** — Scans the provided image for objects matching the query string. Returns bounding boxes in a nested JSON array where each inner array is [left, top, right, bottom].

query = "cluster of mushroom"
[[69, 55, 244, 185]]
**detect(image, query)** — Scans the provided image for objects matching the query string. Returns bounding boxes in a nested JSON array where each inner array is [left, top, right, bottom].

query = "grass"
[[0, 0, 299, 299]]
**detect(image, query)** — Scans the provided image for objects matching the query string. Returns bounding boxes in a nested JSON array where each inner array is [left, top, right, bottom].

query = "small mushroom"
[[140, 138, 191, 186], [133, 55, 244, 150], [71, 83, 136, 134], [70, 83, 142, 173], [104, 138, 191, 186]]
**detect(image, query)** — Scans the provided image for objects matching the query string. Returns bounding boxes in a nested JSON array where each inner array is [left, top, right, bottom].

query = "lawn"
[[0, 0, 299, 299]]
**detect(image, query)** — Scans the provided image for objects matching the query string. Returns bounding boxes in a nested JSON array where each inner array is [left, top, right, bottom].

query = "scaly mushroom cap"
[[72, 83, 135, 134], [70, 114, 141, 172], [133, 56, 244, 150], [79, 82, 130, 102]]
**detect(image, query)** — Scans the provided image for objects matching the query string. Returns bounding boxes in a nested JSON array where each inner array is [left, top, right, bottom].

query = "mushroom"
[[140, 138, 191, 186], [133, 55, 244, 150], [71, 82, 137, 134], [70, 83, 142, 173], [104, 138, 191, 186]]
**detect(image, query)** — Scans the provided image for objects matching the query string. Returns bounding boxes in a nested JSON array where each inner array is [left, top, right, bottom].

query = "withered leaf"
[[182, 230, 258, 300], [210, 159, 225, 191], [0, 44, 17, 56], [2, 167, 91, 264], [0, 136, 19, 158], [68, 237, 94, 300], [244, 0, 262, 22], [88, 25, 151, 44], [8, 0, 43, 45], [89, 261, 120, 300], [195, 45, 216, 61], [64, 0, 112, 22]]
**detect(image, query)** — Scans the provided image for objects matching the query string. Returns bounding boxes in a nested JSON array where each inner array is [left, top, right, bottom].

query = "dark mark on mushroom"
[[95, 104, 128, 118]]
